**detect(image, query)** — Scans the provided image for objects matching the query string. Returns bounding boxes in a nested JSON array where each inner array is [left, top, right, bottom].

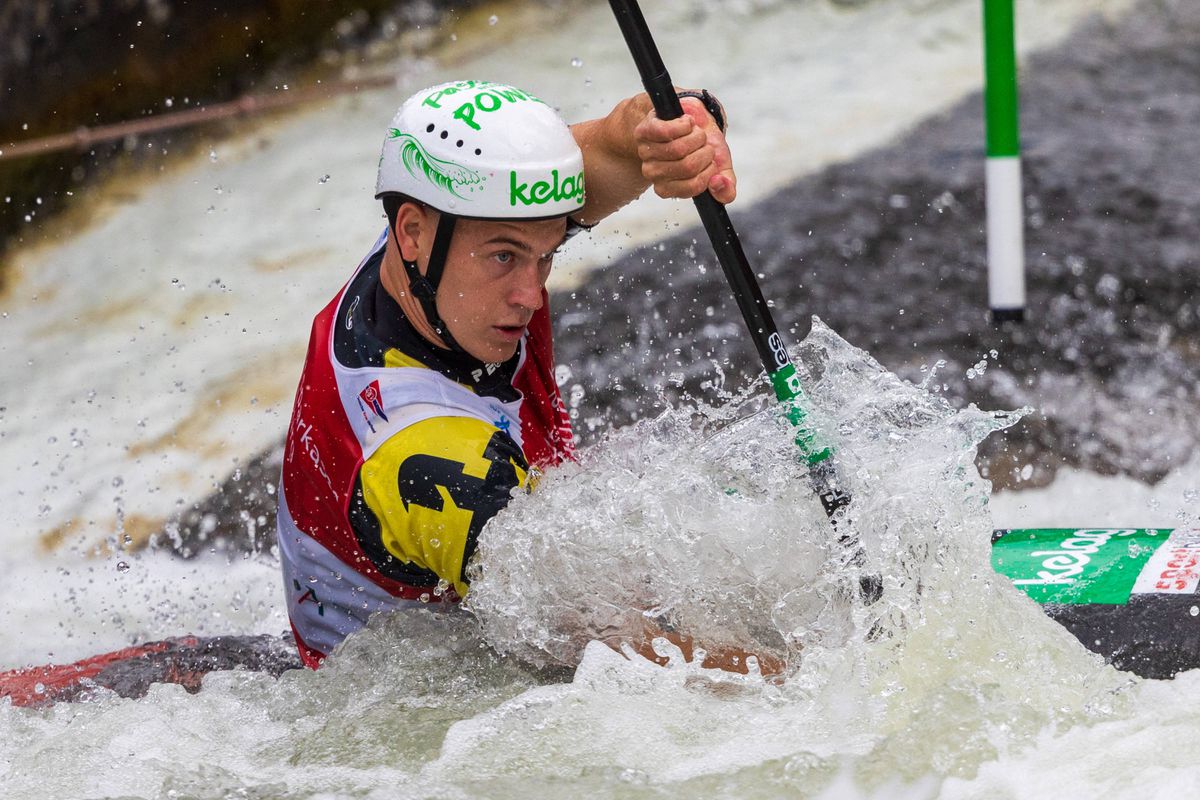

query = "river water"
[[7, 0, 1200, 797]]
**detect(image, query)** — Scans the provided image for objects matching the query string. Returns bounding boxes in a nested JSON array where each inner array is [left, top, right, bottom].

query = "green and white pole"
[[983, 0, 1025, 323]]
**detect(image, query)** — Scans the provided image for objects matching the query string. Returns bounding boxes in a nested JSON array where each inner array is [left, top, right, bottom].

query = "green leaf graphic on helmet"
[[387, 129, 484, 199], [376, 80, 584, 220]]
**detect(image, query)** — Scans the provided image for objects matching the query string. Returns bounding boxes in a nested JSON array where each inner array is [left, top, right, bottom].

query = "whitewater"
[[6, 0, 1200, 797]]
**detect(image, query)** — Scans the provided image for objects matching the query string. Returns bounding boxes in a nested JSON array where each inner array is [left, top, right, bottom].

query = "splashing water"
[[466, 319, 1131, 784], [0, 322, 1152, 797], [470, 319, 1025, 665]]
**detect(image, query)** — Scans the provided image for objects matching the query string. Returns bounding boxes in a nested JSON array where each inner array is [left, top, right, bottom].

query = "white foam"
[[991, 454, 1200, 530], [0, 318, 1193, 800], [0, 548, 287, 669]]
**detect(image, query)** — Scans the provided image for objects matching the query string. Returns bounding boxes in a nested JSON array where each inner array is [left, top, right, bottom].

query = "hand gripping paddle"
[[607, 0, 851, 522]]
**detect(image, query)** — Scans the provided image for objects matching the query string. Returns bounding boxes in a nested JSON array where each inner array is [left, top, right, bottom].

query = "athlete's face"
[[434, 216, 568, 363]]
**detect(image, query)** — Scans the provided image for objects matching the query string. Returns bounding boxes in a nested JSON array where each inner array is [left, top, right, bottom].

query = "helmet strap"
[[399, 212, 466, 354]]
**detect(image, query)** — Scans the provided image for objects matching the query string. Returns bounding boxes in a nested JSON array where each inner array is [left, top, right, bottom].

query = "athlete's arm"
[[355, 415, 528, 599], [571, 93, 737, 226]]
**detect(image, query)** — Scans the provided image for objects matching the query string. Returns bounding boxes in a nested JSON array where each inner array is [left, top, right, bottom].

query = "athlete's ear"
[[394, 201, 433, 263]]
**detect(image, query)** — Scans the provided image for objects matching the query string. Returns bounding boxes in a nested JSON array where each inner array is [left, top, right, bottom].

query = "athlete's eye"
[[493, 251, 514, 265]]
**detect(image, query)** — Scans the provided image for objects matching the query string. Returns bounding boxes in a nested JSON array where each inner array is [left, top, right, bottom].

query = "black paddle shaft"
[[607, 0, 858, 526], [608, 0, 791, 378]]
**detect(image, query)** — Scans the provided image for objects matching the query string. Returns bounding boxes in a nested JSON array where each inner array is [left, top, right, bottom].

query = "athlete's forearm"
[[571, 94, 655, 226]]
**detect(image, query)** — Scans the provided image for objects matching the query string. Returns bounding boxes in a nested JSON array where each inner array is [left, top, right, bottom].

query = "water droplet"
[[318, 174, 330, 184], [208, 149, 217, 162], [418, 592, 431, 603], [34, 682, 45, 695], [488, 14, 498, 25], [570, 57, 583, 68], [618, 768, 648, 785], [116, 561, 130, 573]]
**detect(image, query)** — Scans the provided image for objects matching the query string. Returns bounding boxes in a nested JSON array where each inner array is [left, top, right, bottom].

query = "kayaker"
[[277, 79, 773, 675]]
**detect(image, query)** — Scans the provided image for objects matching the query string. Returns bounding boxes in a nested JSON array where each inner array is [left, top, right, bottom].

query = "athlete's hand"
[[634, 94, 737, 204], [607, 618, 784, 681]]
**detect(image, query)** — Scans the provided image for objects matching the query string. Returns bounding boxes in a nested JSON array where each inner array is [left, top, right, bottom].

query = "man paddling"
[[276, 79, 773, 674]]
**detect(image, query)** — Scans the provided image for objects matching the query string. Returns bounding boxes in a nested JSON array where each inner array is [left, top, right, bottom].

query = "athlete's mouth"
[[494, 324, 526, 339]]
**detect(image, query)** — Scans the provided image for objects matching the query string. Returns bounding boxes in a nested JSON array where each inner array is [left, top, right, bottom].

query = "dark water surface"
[[556, 0, 1200, 491]]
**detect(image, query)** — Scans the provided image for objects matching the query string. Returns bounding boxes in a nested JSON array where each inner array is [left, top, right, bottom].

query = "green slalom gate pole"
[[607, 0, 850, 520], [983, 0, 1026, 322]]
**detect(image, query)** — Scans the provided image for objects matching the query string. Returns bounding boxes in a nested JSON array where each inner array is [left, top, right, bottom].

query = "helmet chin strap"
[[394, 212, 468, 355]]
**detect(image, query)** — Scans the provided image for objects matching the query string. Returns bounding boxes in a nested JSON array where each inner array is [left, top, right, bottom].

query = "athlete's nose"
[[509, 263, 545, 312]]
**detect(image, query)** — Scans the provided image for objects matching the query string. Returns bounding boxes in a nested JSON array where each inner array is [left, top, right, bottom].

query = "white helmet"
[[375, 81, 585, 355], [376, 80, 585, 220]]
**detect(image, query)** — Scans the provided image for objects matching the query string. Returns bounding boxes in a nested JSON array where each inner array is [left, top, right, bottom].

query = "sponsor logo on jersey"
[[293, 579, 325, 617], [288, 383, 337, 499], [471, 362, 502, 382], [357, 380, 389, 433]]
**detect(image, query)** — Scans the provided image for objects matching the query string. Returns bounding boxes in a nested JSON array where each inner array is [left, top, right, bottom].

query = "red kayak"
[[0, 635, 300, 708]]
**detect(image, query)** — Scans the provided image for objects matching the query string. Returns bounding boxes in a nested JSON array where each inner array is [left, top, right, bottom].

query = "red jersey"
[[277, 233, 574, 667]]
